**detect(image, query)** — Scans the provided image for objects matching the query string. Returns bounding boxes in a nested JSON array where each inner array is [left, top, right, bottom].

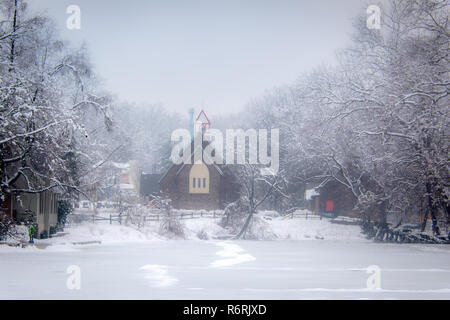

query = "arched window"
[[189, 163, 209, 194]]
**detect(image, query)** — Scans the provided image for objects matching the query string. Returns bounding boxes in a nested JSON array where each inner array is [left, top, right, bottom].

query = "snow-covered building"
[[159, 134, 239, 210], [115, 160, 141, 196], [305, 188, 320, 214], [90, 160, 141, 201], [305, 180, 357, 218], [140, 173, 161, 199], [1, 175, 59, 239]]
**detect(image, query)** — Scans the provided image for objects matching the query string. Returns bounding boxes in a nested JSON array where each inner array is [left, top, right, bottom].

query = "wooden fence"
[[282, 211, 361, 225], [67, 210, 361, 226], [67, 210, 224, 225]]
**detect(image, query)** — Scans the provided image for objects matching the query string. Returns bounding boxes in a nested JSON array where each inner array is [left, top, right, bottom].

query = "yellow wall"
[[189, 163, 210, 194]]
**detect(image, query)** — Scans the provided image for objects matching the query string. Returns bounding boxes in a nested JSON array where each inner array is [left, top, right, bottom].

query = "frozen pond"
[[1, 240, 449, 299]]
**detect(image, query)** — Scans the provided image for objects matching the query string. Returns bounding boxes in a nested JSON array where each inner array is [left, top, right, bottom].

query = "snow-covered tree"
[[239, 0, 449, 234], [0, 0, 113, 203]]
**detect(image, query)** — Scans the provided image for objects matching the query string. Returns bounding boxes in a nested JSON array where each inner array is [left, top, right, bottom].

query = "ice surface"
[[1, 217, 449, 299], [1, 239, 449, 299], [210, 242, 256, 268], [139, 265, 178, 288]]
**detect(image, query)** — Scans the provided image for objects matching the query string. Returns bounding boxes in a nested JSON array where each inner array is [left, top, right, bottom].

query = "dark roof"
[[158, 133, 224, 183], [140, 173, 161, 196]]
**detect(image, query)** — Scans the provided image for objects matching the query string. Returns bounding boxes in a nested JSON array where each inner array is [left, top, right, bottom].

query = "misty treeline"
[[0, 0, 181, 205], [231, 0, 448, 234]]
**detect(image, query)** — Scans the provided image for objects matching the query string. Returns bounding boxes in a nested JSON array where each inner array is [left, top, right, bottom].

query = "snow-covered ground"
[[1, 217, 449, 299], [270, 217, 365, 241]]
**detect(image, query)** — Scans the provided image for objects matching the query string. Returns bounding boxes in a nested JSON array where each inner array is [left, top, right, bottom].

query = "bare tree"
[[223, 164, 286, 239]]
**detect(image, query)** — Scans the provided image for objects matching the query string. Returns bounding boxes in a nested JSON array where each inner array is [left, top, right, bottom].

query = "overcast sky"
[[29, 0, 369, 117]]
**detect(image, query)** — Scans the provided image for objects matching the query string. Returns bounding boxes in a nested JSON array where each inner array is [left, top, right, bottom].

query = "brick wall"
[[160, 163, 238, 210]]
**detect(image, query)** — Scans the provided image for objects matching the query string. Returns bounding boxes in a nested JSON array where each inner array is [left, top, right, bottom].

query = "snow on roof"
[[305, 188, 319, 200], [112, 162, 130, 169], [119, 183, 134, 190]]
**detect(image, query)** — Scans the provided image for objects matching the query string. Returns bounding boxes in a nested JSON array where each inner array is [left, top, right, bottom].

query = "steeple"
[[188, 108, 194, 139], [194, 109, 211, 135]]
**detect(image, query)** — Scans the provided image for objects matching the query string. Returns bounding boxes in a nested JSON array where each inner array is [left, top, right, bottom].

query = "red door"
[[326, 200, 334, 212]]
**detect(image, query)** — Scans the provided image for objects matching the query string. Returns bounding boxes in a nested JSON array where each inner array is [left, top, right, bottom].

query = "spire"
[[194, 109, 211, 135], [189, 108, 194, 140]]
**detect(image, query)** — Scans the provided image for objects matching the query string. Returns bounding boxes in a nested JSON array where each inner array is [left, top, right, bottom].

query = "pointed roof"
[[195, 109, 210, 125], [158, 132, 224, 183]]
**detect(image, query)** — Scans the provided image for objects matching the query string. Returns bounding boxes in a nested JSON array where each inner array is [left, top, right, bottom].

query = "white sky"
[[29, 0, 369, 116]]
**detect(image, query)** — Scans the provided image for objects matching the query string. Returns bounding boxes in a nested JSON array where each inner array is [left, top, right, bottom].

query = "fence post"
[[213, 211, 216, 218], [92, 214, 95, 223], [110, 214, 112, 224]]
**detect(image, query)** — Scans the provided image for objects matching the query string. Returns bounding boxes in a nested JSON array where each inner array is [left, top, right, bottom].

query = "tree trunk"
[[426, 182, 440, 235], [421, 210, 429, 232], [9, 0, 18, 72], [235, 210, 254, 239]]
